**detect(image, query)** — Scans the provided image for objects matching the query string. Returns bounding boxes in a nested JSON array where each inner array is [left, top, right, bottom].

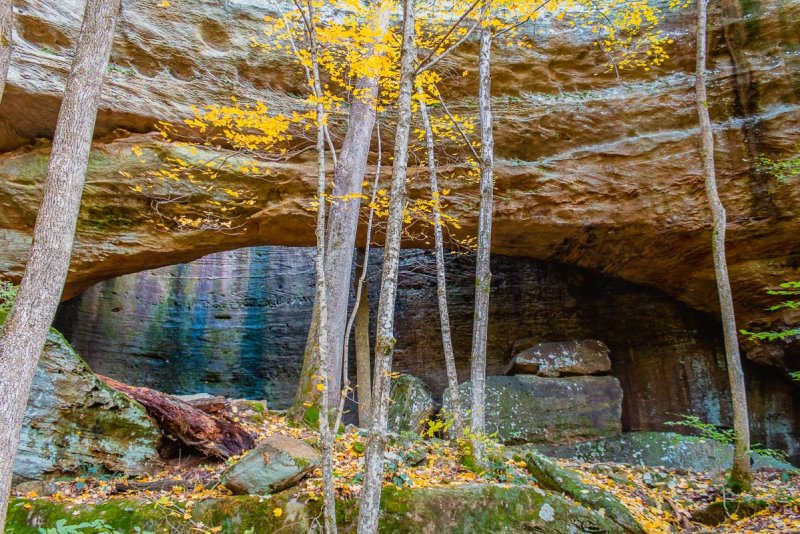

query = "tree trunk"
[[418, 88, 463, 437], [293, 3, 391, 418], [357, 0, 416, 531], [0, 0, 11, 102], [355, 282, 372, 426], [695, 0, 752, 491], [343, 123, 384, 429], [0, 0, 121, 526], [470, 0, 494, 447], [99, 376, 255, 459], [305, 0, 337, 529]]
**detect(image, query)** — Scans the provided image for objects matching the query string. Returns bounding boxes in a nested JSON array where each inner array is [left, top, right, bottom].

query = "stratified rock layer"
[[53, 246, 800, 462], [11, 322, 161, 482], [443, 375, 624, 444], [0, 0, 798, 349]]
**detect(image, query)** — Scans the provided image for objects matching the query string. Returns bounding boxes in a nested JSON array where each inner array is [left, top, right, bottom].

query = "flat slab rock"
[[443, 375, 622, 444], [13, 328, 162, 483], [532, 431, 799, 472], [221, 435, 320, 495], [507, 339, 611, 377]]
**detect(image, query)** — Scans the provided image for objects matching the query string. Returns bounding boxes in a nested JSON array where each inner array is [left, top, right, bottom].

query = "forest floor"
[[12, 408, 800, 534]]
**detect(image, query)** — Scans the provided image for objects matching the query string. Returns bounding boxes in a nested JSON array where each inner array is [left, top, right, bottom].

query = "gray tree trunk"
[[357, 0, 416, 531], [0, 0, 11, 101], [470, 0, 494, 446], [305, 0, 337, 529], [336, 124, 383, 430], [293, 4, 391, 417], [695, 0, 752, 491], [0, 0, 121, 527], [418, 89, 463, 436], [355, 282, 372, 426]]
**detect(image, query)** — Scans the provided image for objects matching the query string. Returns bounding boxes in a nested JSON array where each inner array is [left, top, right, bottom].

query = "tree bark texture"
[[305, 0, 338, 529], [418, 89, 463, 436], [0, 0, 11, 102], [99, 376, 255, 459], [293, 3, 391, 416], [695, 0, 752, 490], [355, 281, 372, 426], [0, 1, 121, 526], [357, 1, 416, 532], [470, 0, 494, 442]]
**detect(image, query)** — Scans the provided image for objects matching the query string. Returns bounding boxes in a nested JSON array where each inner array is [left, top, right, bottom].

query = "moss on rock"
[[6, 483, 626, 533]]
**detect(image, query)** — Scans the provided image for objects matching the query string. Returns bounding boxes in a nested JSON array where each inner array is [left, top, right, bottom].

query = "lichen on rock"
[[11, 321, 162, 483]]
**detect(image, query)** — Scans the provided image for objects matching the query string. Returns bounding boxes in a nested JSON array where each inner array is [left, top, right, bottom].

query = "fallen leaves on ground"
[[12, 409, 800, 533]]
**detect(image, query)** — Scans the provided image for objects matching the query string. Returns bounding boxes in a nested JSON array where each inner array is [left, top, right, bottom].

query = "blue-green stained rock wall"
[[53, 246, 800, 463]]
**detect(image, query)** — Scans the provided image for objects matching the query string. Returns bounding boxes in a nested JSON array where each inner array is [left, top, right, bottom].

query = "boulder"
[[8, 484, 627, 533], [221, 435, 320, 495], [387, 374, 436, 434], [525, 452, 646, 534], [507, 339, 611, 377], [443, 376, 622, 444], [532, 431, 799, 472], [12, 327, 162, 483]]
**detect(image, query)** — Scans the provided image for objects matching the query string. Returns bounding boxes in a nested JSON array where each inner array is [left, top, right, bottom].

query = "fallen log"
[[98, 375, 255, 459]]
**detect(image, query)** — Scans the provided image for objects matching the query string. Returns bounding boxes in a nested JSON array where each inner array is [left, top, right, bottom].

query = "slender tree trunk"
[[293, 3, 391, 417], [470, 0, 494, 448], [304, 2, 337, 530], [357, 0, 416, 531], [336, 123, 383, 430], [418, 88, 463, 436], [0, 0, 11, 102], [355, 281, 372, 426], [0, 0, 121, 527], [695, 0, 752, 491]]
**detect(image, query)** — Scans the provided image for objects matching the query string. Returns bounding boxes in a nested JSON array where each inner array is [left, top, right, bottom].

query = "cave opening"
[[53, 245, 800, 463]]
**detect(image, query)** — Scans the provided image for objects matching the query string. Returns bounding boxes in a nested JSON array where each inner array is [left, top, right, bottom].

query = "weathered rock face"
[[531, 431, 797, 472], [11, 324, 161, 483], [55, 247, 316, 404], [507, 339, 611, 377], [387, 374, 436, 434], [1, 0, 799, 351], [221, 435, 320, 496], [443, 376, 624, 444], [53, 246, 800, 461]]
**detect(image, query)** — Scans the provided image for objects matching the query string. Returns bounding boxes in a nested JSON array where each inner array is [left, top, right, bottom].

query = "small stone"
[[221, 435, 320, 495]]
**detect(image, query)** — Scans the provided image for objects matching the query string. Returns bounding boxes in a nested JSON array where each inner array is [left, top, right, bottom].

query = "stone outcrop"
[[525, 452, 646, 534], [0, 0, 799, 349], [52, 247, 800, 462], [443, 375, 623, 444], [7, 485, 628, 533], [12, 323, 161, 483], [531, 431, 798, 473], [506, 339, 611, 377], [387, 374, 436, 434], [221, 435, 319, 495]]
